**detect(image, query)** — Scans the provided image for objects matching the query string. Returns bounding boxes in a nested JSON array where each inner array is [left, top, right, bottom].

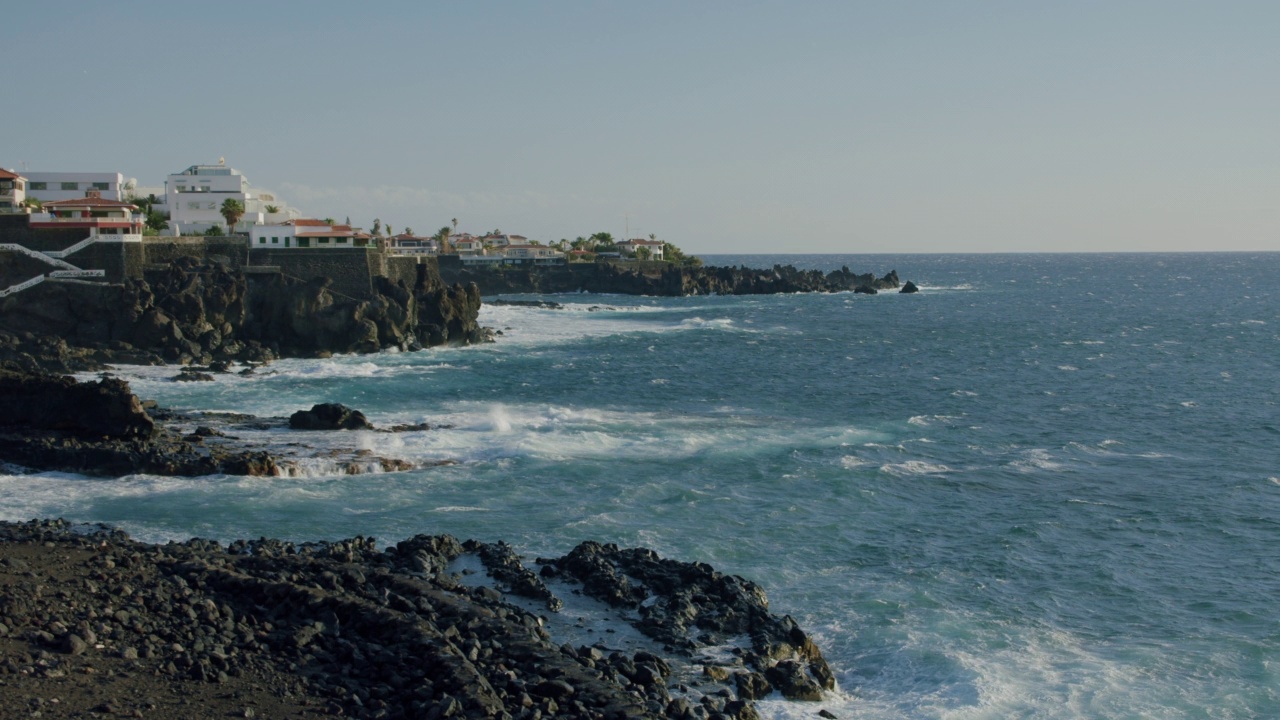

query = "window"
[[206, 203, 216, 210], [92, 182, 109, 191], [271, 237, 279, 244], [30, 182, 47, 190], [188, 202, 201, 210], [258, 238, 266, 244], [318, 238, 330, 244], [61, 182, 78, 191], [176, 185, 187, 192]]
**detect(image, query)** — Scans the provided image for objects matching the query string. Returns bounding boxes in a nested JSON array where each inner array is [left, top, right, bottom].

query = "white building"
[[388, 233, 439, 256], [24, 172, 127, 204], [250, 219, 373, 249], [165, 161, 300, 235], [0, 169, 26, 213], [616, 238, 665, 260]]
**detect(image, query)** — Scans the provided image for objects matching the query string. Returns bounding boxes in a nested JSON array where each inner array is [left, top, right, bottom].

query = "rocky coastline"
[[440, 261, 914, 297], [0, 519, 834, 720], [0, 256, 487, 374]]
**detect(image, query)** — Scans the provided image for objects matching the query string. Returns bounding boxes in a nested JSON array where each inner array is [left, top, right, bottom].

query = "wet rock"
[[288, 404, 373, 431]]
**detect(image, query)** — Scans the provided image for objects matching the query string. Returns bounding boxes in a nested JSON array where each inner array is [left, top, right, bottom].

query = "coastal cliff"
[[439, 260, 903, 297], [0, 256, 485, 372]]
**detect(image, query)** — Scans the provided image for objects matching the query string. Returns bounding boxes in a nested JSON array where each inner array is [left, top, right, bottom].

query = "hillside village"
[[0, 160, 689, 297]]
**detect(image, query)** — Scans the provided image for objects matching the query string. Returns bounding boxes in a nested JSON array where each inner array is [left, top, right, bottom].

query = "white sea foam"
[[1009, 449, 1065, 473], [880, 461, 951, 476]]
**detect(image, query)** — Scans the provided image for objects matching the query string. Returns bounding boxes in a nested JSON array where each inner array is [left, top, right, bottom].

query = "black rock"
[[900, 281, 919, 294], [288, 404, 374, 431]]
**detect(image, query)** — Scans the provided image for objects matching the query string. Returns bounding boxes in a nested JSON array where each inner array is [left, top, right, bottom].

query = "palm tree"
[[435, 226, 453, 254], [220, 199, 245, 235], [451, 217, 458, 231], [264, 204, 280, 215]]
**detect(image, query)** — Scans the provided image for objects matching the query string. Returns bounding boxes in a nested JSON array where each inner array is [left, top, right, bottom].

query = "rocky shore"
[[441, 262, 912, 297], [0, 519, 834, 720]]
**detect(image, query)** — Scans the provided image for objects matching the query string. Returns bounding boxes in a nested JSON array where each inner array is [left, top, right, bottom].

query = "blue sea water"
[[3, 252, 1279, 718]]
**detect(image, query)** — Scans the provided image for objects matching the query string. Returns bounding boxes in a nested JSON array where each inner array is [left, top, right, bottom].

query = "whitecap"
[[880, 460, 951, 476], [1057, 365, 1079, 372], [432, 506, 487, 513]]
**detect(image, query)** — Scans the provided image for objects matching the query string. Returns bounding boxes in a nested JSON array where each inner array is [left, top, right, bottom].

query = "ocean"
[[3, 252, 1278, 718]]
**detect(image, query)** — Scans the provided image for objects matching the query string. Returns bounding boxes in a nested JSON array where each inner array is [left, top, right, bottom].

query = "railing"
[[0, 275, 45, 297], [0, 243, 80, 270], [49, 269, 106, 279]]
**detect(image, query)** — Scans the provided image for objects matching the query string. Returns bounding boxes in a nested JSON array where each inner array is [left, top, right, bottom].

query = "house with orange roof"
[[27, 191, 143, 237], [249, 219, 373, 249]]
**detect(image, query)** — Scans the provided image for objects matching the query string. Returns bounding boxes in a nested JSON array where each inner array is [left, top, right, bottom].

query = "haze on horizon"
[[4, 1, 1277, 254]]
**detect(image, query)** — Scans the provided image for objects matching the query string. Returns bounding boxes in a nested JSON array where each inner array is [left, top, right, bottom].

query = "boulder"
[[900, 281, 919, 294], [289, 403, 374, 431]]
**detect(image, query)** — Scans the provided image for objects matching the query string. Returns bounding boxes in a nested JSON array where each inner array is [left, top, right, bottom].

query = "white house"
[[501, 244, 563, 262], [0, 169, 26, 213], [250, 219, 373, 249], [24, 172, 127, 204], [616, 238, 665, 260], [165, 161, 299, 235], [387, 233, 439, 255], [453, 235, 485, 255]]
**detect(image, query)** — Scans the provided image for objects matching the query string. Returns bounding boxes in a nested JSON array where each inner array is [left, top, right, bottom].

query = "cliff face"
[[440, 261, 901, 296], [0, 257, 486, 369]]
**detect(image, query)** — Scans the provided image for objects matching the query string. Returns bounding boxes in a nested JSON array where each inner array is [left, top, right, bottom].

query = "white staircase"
[[0, 237, 113, 298]]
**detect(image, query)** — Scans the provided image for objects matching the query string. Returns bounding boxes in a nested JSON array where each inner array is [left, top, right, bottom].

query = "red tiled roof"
[[42, 197, 136, 209], [296, 231, 359, 238], [289, 219, 331, 227], [0, 168, 23, 180]]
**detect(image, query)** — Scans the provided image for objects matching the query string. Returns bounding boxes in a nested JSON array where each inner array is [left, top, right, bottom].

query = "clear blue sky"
[[5, 1, 1277, 252]]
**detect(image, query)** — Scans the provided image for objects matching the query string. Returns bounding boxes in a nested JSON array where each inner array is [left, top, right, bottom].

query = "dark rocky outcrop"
[[539, 541, 836, 702], [289, 403, 374, 431], [0, 368, 154, 440], [442, 260, 905, 297], [0, 256, 487, 372], [0, 520, 834, 719], [900, 280, 919, 294], [0, 367, 280, 477]]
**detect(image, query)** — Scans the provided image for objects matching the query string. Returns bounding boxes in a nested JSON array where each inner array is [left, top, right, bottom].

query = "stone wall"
[[247, 248, 380, 300], [142, 237, 249, 268]]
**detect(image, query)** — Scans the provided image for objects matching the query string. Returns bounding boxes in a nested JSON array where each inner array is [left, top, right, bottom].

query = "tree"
[[21, 197, 42, 211], [451, 217, 458, 231], [264, 204, 280, 214], [204, 225, 225, 236], [435, 226, 453, 254], [404, 227, 414, 236], [220, 199, 245, 235], [589, 232, 616, 253], [663, 242, 702, 267], [372, 218, 382, 236], [145, 211, 168, 232], [635, 246, 651, 261], [386, 225, 394, 237], [323, 217, 336, 225]]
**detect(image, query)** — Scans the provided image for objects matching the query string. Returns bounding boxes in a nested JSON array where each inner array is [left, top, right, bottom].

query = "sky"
[[4, 1, 1277, 253]]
